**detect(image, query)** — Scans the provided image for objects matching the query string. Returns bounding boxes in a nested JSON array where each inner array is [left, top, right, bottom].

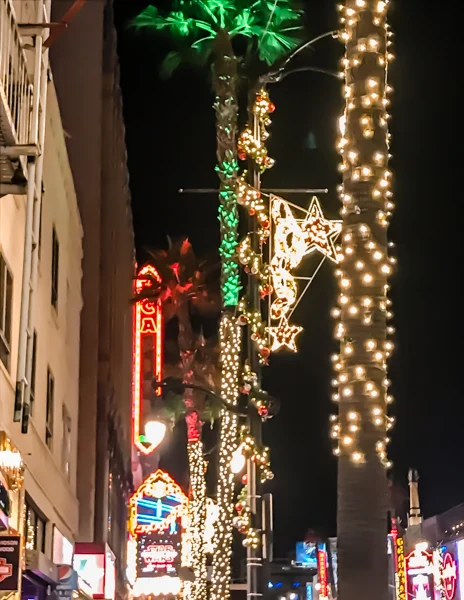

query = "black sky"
[[114, 0, 461, 557]]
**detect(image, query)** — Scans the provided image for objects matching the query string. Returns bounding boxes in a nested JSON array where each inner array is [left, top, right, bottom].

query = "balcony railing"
[[0, 0, 34, 186]]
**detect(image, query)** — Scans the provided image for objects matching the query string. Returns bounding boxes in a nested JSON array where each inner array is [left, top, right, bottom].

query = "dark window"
[[24, 500, 46, 553], [29, 331, 37, 414], [0, 253, 13, 369], [51, 228, 59, 309], [46, 369, 54, 448]]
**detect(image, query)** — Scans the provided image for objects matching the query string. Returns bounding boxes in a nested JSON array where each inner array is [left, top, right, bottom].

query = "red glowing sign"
[[443, 552, 457, 600], [133, 265, 163, 455], [317, 549, 328, 598]]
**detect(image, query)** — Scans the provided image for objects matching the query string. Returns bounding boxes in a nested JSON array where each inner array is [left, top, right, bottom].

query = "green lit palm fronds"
[[131, 0, 304, 74]]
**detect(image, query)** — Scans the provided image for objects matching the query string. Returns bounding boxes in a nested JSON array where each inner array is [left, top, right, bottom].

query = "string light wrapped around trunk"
[[210, 312, 242, 599], [333, 1, 395, 599], [186, 440, 208, 600]]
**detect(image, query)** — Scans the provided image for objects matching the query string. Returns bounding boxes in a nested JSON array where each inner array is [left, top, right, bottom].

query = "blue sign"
[[56, 566, 78, 600], [295, 542, 317, 568]]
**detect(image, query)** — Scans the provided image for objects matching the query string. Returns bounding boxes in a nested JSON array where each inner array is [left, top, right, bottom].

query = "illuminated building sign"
[[133, 265, 163, 455], [396, 537, 406, 600], [405, 546, 434, 600], [128, 470, 188, 587], [129, 470, 187, 537], [317, 547, 328, 599], [137, 533, 181, 578], [443, 552, 458, 600]]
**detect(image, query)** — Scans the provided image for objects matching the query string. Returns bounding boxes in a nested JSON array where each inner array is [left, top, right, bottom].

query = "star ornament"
[[267, 317, 303, 352], [299, 197, 342, 263]]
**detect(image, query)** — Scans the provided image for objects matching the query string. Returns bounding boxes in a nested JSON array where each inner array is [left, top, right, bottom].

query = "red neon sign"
[[317, 549, 328, 598], [133, 265, 163, 455], [443, 552, 457, 600]]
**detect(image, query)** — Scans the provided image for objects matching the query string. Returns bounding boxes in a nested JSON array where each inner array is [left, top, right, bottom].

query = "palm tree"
[[333, 2, 393, 599], [133, 238, 220, 599], [132, 4, 303, 598]]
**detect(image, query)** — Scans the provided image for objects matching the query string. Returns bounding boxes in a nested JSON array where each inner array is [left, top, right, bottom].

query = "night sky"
[[113, 0, 461, 557]]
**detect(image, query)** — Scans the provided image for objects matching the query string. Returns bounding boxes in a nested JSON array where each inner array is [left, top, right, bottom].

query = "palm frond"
[[258, 27, 302, 64], [130, 5, 165, 30], [160, 51, 183, 79]]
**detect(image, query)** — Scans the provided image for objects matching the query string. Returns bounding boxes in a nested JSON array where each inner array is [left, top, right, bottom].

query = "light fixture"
[[230, 445, 246, 474], [143, 420, 167, 451]]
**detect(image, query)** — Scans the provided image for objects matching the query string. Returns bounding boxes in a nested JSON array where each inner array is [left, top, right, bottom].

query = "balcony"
[[0, 0, 34, 194]]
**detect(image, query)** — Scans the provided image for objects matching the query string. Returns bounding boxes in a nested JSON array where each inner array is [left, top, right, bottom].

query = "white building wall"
[[0, 81, 82, 552]]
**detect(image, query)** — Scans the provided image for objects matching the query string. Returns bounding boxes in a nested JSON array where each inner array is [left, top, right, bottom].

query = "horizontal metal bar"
[[0, 145, 39, 158], [178, 187, 329, 194]]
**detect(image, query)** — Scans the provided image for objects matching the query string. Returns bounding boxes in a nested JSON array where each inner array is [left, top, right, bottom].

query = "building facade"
[[1, 0, 83, 596], [50, 1, 135, 598]]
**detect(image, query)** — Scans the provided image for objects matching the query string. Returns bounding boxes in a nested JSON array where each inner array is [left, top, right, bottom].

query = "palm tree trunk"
[[335, 2, 393, 599], [210, 30, 242, 600]]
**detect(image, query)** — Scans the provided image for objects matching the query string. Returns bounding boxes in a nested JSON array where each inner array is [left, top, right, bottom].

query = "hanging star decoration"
[[267, 317, 303, 352], [267, 195, 342, 352], [299, 196, 342, 263]]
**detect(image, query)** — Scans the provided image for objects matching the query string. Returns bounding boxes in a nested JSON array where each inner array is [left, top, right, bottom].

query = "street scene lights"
[[231, 445, 246, 475], [143, 420, 167, 451]]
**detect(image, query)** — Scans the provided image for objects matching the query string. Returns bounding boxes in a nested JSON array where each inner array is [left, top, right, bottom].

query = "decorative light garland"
[[332, 0, 395, 467], [186, 441, 208, 600], [210, 313, 242, 600]]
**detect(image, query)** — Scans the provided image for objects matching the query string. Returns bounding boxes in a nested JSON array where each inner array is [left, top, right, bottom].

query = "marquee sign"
[[317, 547, 328, 599], [405, 546, 434, 600], [137, 533, 181, 578], [395, 537, 406, 600], [129, 470, 188, 537], [442, 551, 458, 600], [133, 265, 163, 455]]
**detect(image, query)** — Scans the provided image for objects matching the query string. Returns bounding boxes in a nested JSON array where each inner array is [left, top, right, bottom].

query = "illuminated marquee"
[[133, 265, 163, 455], [317, 547, 328, 599], [442, 552, 458, 600], [129, 470, 188, 537], [395, 537, 406, 600], [405, 546, 435, 600], [128, 470, 188, 594]]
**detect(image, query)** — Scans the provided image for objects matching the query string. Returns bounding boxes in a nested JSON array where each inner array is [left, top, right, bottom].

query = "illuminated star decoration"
[[267, 317, 303, 352], [268, 195, 342, 353], [299, 196, 342, 263]]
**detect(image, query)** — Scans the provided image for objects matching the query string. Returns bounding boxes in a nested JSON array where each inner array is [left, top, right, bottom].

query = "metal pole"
[[246, 86, 264, 600]]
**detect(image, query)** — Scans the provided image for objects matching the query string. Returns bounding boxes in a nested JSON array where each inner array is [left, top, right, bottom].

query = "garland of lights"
[[210, 313, 242, 600], [237, 89, 275, 364], [331, 1, 395, 464], [186, 441, 208, 600]]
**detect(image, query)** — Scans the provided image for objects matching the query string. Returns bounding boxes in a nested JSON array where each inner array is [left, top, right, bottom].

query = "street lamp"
[[143, 420, 167, 450], [230, 445, 246, 475]]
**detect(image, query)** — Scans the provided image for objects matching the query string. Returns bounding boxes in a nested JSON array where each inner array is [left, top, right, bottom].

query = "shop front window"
[[24, 501, 46, 553]]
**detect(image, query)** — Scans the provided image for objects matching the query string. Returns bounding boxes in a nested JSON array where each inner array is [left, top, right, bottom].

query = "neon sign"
[[133, 265, 163, 455], [405, 546, 434, 600], [317, 548, 328, 599], [442, 552, 457, 600], [129, 470, 188, 537], [396, 537, 406, 600]]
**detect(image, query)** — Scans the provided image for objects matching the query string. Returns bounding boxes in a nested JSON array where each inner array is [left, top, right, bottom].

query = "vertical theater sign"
[[133, 265, 163, 455], [405, 544, 435, 600], [128, 469, 189, 597]]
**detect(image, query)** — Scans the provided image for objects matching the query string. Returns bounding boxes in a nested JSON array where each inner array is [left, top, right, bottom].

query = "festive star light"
[[266, 317, 303, 352], [299, 197, 342, 263], [268, 195, 341, 353]]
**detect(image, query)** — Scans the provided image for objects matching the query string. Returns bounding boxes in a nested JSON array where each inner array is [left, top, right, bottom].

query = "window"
[[29, 331, 37, 414], [46, 369, 54, 449], [24, 500, 46, 553], [61, 406, 71, 480], [51, 228, 59, 309], [0, 253, 13, 369]]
